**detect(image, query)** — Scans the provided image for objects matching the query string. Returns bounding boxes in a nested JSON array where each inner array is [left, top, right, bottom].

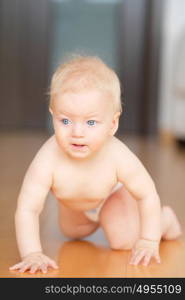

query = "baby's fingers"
[[9, 262, 24, 271], [29, 264, 40, 274], [9, 261, 31, 272], [130, 249, 146, 265], [47, 259, 58, 269], [40, 264, 48, 274], [38, 261, 58, 274], [142, 253, 152, 266], [19, 263, 32, 273]]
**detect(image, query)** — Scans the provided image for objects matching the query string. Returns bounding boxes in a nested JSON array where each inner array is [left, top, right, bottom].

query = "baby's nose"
[[72, 123, 85, 137]]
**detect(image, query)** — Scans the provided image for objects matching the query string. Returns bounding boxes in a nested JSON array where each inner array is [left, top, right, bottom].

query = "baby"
[[10, 55, 182, 274]]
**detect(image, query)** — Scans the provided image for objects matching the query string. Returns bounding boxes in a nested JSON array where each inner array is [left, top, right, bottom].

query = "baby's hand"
[[9, 252, 58, 274], [129, 239, 161, 266]]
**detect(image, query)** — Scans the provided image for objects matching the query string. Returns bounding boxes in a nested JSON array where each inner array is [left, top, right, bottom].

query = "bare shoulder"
[[20, 135, 59, 190], [110, 136, 143, 170], [38, 135, 57, 154], [29, 135, 59, 168], [111, 137, 157, 196], [110, 136, 132, 158]]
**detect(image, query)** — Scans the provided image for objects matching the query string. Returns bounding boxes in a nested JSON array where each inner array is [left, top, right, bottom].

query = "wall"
[[47, 0, 122, 132], [158, 0, 185, 133]]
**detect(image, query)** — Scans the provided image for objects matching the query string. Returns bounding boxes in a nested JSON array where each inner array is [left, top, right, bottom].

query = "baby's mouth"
[[71, 144, 86, 148]]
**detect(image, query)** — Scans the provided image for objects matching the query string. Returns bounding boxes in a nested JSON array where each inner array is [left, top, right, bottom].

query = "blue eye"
[[87, 120, 96, 126], [61, 118, 70, 125]]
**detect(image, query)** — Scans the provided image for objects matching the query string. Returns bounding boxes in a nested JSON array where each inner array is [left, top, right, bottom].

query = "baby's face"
[[50, 90, 120, 160]]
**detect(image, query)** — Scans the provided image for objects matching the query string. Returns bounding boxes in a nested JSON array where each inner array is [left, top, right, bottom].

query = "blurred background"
[[0, 0, 185, 139]]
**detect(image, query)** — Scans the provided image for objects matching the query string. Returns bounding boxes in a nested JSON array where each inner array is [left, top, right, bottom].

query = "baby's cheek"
[[55, 133, 68, 149], [90, 132, 108, 149]]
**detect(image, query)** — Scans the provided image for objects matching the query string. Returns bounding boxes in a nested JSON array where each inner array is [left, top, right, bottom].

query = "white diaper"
[[84, 182, 123, 222]]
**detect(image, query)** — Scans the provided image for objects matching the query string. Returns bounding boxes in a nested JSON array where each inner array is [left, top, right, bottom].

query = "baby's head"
[[49, 55, 122, 159]]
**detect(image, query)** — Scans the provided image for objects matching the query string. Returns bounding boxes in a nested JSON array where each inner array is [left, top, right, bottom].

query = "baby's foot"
[[162, 206, 182, 240]]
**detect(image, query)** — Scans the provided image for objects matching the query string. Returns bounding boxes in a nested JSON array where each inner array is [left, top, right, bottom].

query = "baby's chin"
[[69, 153, 89, 160], [66, 146, 92, 160]]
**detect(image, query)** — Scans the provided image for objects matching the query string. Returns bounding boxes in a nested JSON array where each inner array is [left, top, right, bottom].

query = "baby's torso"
[[51, 138, 118, 211]]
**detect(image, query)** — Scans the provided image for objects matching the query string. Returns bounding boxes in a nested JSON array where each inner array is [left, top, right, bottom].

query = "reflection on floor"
[[0, 130, 185, 277]]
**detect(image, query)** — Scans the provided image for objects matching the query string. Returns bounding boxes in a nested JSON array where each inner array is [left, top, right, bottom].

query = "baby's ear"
[[49, 107, 53, 115], [110, 112, 121, 136]]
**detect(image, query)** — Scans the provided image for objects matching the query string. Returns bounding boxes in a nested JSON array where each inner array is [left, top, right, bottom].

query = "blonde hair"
[[49, 55, 122, 114]]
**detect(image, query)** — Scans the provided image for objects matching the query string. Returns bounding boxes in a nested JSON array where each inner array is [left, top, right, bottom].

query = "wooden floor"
[[0, 130, 185, 278]]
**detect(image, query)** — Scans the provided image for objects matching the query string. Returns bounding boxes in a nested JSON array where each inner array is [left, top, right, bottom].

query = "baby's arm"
[[9, 141, 58, 273], [116, 142, 161, 266]]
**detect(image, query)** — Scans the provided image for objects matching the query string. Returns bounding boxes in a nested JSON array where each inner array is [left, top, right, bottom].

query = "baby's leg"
[[99, 186, 182, 250], [161, 206, 182, 240], [58, 202, 99, 239]]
